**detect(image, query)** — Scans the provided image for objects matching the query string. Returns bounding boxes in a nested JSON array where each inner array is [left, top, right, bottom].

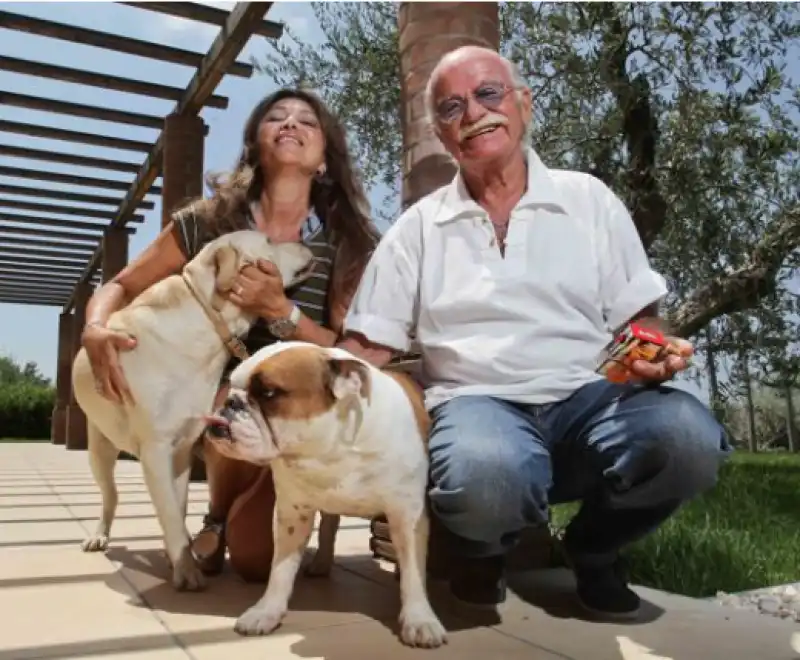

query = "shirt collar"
[[434, 147, 568, 225], [246, 202, 323, 242]]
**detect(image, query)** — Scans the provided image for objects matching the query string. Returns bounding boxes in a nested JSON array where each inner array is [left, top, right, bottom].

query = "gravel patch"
[[714, 583, 800, 622]]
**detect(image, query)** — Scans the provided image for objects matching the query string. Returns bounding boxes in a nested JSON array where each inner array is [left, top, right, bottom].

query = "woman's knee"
[[203, 441, 261, 516]]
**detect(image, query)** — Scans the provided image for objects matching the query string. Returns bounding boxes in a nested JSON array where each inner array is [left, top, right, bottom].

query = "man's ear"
[[517, 85, 533, 129], [327, 357, 371, 403], [213, 245, 239, 293]]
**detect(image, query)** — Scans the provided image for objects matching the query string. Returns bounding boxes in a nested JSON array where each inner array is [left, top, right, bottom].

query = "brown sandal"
[[191, 514, 227, 576]]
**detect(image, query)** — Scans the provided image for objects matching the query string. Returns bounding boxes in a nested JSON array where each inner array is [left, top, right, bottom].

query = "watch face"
[[269, 319, 295, 339]]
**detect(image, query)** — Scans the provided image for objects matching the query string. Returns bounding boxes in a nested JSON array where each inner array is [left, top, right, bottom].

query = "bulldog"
[[204, 341, 447, 648], [71, 230, 314, 592]]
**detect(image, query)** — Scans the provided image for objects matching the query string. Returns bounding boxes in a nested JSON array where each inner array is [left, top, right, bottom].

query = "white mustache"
[[460, 113, 508, 140]]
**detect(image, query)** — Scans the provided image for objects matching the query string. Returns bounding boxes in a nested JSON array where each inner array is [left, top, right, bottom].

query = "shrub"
[[0, 382, 56, 439]]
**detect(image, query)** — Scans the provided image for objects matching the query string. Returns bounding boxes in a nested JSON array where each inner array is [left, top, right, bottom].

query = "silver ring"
[[94, 381, 103, 393]]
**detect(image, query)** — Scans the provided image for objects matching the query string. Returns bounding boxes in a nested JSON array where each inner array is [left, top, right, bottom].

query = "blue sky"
[[1, 1, 761, 404], [0, 1, 357, 380]]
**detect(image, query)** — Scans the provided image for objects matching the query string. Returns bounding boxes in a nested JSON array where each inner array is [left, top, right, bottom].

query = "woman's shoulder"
[[171, 201, 214, 261]]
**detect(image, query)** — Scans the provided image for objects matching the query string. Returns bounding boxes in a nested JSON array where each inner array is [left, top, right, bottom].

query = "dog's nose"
[[226, 396, 246, 412]]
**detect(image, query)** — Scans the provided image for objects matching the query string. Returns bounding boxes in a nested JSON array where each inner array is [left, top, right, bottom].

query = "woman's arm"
[[291, 311, 339, 347], [85, 221, 188, 326]]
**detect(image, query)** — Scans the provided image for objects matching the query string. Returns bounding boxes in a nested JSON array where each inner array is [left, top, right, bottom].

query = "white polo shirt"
[[344, 148, 668, 410]]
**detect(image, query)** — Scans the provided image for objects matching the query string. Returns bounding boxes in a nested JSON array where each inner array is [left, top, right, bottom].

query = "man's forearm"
[[336, 332, 395, 368]]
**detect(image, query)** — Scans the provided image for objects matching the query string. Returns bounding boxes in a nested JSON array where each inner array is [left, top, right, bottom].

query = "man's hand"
[[227, 259, 293, 321], [629, 337, 694, 383]]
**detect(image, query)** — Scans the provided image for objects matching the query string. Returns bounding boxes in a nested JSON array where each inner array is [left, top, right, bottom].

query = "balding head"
[[423, 46, 531, 170]]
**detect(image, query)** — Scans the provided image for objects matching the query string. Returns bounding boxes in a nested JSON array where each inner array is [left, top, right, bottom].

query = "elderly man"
[[339, 46, 730, 620]]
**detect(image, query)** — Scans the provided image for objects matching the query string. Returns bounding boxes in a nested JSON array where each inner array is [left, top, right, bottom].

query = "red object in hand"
[[597, 322, 671, 384]]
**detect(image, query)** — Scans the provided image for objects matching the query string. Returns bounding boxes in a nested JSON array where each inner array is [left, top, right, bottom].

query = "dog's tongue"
[[203, 414, 231, 439]]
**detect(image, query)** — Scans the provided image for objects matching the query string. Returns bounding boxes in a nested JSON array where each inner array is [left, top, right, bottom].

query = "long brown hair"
[[186, 88, 380, 308]]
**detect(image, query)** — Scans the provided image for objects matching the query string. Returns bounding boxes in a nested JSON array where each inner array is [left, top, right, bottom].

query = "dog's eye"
[[249, 378, 283, 401]]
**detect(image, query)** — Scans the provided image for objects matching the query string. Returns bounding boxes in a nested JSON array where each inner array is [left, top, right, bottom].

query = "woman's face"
[[255, 97, 326, 176]]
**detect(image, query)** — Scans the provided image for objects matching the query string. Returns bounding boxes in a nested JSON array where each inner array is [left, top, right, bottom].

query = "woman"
[[81, 88, 381, 581]]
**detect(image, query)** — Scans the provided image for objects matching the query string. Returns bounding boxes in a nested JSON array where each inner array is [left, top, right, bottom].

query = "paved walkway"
[[1, 442, 798, 660]]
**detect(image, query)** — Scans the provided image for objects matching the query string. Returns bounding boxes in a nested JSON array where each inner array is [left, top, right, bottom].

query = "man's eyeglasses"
[[434, 81, 515, 124]]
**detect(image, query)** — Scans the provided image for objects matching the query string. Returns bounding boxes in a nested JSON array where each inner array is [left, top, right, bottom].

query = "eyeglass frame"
[[433, 80, 520, 124]]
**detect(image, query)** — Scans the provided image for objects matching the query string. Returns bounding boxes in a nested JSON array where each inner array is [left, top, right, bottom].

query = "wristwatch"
[[267, 304, 302, 340]]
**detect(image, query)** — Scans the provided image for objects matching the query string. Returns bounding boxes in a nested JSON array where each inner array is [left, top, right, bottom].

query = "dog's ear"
[[327, 357, 371, 403], [213, 245, 239, 294]]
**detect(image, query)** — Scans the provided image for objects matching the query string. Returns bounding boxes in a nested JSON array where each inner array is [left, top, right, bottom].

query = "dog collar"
[[182, 271, 250, 362]]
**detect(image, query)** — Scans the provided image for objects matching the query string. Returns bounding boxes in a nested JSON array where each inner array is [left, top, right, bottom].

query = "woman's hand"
[[81, 323, 137, 404], [228, 259, 294, 320], [629, 337, 694, 383]]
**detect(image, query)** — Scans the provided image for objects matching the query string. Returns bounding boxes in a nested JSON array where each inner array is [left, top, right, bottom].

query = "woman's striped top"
[[172, 206, 336, 376]]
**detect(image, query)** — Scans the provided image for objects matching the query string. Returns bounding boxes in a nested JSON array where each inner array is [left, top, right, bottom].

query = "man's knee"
[[427, 397, 549, 545], [621, 388, 730, 502]]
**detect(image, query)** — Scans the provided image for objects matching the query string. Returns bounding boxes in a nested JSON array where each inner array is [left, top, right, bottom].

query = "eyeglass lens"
[[436, 82, 508, 123]]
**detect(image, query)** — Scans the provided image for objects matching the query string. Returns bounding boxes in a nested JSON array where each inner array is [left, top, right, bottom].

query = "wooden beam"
[[0, 268, 95, 282], [66, 2, 272, 312], [0, 183, 154, 210], [0, 244, 91, 261], [0, 224, 105, 244], [0, 296, 66, 307], [0, 55, 229, 109], [0, 165, 162, 195], [177, 3, 272, 115], [119, 2, 284, 39], [0, 144, 144, 175], [0, 119, 152, 153], [0, 255, 90, 271], [0, 281, 76, 291], [0, 91, 164, 130], [0, 235, 95, 253], [0, 9, 253, 77], [0, 212, 137, 234], [0, 282, 76, 295], [0, 199, 145, 222]]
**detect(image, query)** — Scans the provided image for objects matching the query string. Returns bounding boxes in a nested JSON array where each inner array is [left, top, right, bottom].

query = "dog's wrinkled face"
[[205, 343, 372, 465]]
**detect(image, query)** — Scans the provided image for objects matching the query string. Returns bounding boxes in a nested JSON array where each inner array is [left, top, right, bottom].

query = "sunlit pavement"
[[1, 442, 797, 660]]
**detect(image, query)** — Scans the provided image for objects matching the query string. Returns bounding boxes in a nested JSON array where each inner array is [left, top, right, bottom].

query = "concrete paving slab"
[[1, 442, 799, 660]]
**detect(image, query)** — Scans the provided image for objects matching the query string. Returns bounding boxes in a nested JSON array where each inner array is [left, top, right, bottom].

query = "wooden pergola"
[[0, 2, 280, 310], [0, 2, 282, 448]]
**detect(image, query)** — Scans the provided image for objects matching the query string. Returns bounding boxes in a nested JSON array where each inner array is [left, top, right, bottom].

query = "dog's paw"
[[399, 607, 448, 649], [171, 547, 207, 592], [234, 604, 285, 636], [303, 554, 333, 578], [81, 534, 109, 552]]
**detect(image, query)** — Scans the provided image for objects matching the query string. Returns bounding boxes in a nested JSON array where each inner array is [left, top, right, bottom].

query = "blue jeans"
[[427, 379, 731, 566]]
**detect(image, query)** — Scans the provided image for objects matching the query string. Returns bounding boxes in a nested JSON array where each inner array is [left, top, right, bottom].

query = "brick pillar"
[[102, 226, 129, 282], [162, 113, 206, 229], [51, 312, 73, 445], [65, 281, 93, 451], [398, 2, 500, 208], [163, 113, 207, 481]]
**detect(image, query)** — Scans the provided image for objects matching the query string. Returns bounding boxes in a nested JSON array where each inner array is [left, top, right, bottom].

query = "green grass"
[[552, 452, 800, 597]]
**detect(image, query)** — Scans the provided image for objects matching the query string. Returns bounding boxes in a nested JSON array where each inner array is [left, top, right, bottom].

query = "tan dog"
[[204, 341, 447, 648], [72, 230, 314, 592]]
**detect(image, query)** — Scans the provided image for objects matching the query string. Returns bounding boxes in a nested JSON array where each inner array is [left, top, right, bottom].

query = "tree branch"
[[670, 205, 800, 338], [600, 12, 668, 250]]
